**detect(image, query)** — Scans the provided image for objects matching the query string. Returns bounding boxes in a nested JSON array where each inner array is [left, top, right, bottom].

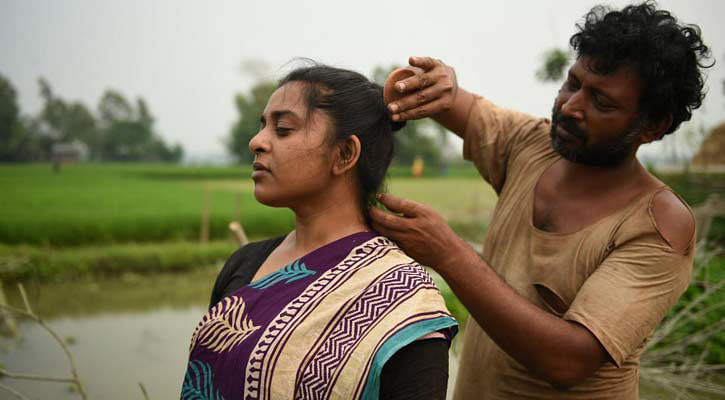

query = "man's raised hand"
[[387, 57, 458, 122]]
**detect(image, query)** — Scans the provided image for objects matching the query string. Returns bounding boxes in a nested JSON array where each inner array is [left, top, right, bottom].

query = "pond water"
[[1, 267, 219, 400], [1, 267, 721, 399]]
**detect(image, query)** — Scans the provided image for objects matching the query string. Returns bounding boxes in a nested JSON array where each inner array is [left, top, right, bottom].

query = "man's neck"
[[558, 155, 647, 195]]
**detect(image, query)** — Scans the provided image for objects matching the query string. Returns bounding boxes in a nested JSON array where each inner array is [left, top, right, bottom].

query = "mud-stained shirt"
[[452, 97, 694, 400]]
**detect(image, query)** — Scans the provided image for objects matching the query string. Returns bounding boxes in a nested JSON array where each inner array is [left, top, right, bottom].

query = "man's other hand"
[[369, 193, 472, 271]]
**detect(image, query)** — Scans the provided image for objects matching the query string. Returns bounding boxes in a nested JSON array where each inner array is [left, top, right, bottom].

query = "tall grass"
[[641, 244, 725, 399]]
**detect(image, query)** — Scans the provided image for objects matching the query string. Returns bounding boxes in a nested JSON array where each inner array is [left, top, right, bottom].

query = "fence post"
[[200, 184, 210, 244]]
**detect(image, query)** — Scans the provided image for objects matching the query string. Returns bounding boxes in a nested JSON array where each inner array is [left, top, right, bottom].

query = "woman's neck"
[[288, 187, 369, 254]]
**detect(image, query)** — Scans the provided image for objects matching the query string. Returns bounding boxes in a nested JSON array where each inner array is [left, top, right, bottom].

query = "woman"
[[182, 64, 457, 400]]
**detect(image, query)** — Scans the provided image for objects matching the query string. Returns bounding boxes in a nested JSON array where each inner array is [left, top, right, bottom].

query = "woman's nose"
[[248, 129, 268, 155]]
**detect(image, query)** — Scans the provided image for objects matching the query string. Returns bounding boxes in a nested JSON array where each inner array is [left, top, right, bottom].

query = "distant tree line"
[[227, 64, 447, 168], [0, 74, 183, 163]]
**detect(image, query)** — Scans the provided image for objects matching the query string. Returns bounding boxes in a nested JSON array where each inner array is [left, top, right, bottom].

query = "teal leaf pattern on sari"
[[249, 259, 316, 290], [181, 359, 225, 400]]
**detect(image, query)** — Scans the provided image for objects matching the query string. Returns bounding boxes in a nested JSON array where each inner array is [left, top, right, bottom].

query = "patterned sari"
[[182, 232, 457, 400]]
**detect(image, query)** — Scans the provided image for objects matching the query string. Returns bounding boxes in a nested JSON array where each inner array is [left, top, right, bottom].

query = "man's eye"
[[565, 80, 579, 91], [276, 127, 292, 135], [592, 95, 614, 110]]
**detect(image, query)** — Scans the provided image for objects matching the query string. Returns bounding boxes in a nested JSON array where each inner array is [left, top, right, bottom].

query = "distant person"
[[371, 2, 711, 399], [182, 64, 457, 399]]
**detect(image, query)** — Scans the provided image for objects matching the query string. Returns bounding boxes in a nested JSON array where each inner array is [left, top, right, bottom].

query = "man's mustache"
[[553, 112, 588, 141]]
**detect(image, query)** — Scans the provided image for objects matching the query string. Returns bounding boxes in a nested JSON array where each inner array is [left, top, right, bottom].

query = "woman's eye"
[[275, 127, 292, 135]]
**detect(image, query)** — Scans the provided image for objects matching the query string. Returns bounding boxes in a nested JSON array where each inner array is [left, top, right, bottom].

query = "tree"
[[97, 89, 183, 162], [227, 80, 277, 163], [38, 78, 101, 159], [0, 74, 46, 161], [535, 48, 571, 82]]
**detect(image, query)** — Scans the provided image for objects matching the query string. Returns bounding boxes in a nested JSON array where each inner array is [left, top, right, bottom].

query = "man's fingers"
[[393, 97, 452, 122], [394, 70, 435, 95], [388, 84, 442, 114], [377, 193, 421, 217], [369, 206, 408, 232], [409, 56, 437, 71]]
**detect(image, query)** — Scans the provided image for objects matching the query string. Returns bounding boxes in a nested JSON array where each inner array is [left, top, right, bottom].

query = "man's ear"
[[332, 134, 361, 175], [640, 114, 673, 144]]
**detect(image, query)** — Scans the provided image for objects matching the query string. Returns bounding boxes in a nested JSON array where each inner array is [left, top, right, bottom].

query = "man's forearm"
[[441, 239, 609, 389], [431, 88, 476, 139]]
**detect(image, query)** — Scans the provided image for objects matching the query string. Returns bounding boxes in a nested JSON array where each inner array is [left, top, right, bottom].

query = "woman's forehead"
[[264, 82, 308, 116]]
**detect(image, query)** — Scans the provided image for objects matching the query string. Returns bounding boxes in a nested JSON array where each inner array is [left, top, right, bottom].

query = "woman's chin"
[[253, 190, 287, 208]]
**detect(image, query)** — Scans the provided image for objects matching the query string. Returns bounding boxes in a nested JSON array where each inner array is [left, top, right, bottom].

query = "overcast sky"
[[2, 0, 723, 162]]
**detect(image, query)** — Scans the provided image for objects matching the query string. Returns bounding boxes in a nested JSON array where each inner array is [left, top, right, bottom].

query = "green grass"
[[1, 163, 294, 245], [0, 163, 494, 247]]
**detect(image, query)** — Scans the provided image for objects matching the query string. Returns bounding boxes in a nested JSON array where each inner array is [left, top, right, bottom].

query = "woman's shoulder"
[[209, 235, 286, 308], [230, 236, 286, 264]]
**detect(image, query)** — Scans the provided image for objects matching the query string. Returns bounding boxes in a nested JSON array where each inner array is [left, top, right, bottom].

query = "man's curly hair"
[[570, 1, 713, 136]]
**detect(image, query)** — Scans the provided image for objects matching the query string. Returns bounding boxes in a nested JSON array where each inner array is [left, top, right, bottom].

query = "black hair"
[[278, 63, 405, 223], [570, 1, 713, 136]]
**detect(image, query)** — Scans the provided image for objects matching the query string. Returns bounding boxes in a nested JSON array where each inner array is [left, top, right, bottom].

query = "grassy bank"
[[0, 240, 239, 282]]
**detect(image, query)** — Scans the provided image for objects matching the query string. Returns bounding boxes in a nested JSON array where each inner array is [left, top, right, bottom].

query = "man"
[[369, 2, 712, 399]]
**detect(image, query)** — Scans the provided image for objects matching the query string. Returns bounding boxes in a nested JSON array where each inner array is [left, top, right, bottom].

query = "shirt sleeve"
[[379, 338, 450, 400], [563, 222, 693, 367], [462, 96, 549, 194]]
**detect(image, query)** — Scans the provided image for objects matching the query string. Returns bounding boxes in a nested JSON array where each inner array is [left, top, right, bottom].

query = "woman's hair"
[[569, 1, 712, 136], [278, 63, 405, 223]]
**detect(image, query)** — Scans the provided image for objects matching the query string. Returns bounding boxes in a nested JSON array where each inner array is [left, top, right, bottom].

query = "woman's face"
[[248, 82, 337, 208]]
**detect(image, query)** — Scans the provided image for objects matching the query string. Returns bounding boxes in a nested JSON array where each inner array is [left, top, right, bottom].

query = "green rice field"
[[0, 163, 494, 247]]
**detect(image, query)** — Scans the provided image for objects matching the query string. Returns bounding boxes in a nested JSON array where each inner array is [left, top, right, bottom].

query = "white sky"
[[2, 0, 724, 162]]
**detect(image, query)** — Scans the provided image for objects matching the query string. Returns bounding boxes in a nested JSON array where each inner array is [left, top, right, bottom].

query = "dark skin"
[[372, 56, 694, 389]]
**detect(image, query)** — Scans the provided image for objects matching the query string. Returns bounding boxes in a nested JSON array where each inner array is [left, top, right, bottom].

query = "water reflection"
[[0, 266, 219, 399]]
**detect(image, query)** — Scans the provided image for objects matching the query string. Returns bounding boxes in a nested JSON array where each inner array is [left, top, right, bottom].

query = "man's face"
[[550, 57, 644, 166]]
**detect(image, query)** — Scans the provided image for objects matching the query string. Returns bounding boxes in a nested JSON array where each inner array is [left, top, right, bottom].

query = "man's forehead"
[[573, 56, 640, 80]]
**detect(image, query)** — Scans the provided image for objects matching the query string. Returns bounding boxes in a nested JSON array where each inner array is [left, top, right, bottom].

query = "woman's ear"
[[333, 135, 361, 175], [639, 114, 673, 144]]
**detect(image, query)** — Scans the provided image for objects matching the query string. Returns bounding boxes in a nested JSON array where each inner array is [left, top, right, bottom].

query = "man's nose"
[[560, 91, 585, 121]]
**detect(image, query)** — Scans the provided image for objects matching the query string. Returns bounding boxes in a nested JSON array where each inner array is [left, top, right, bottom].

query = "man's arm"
[[369, 194, 610, 389], [386, 57, 476, 139]]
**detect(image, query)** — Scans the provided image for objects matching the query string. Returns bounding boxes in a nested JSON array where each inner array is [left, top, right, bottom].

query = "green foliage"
[[227, 80, 277, 163], [535, 48, 571, 82]]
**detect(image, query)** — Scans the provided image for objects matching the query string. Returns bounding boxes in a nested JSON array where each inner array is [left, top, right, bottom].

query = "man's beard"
[[550, 108, 641, 167]]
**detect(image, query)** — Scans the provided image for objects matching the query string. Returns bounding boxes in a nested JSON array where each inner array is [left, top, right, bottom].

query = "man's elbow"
[[539, 359, 601, 391]]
